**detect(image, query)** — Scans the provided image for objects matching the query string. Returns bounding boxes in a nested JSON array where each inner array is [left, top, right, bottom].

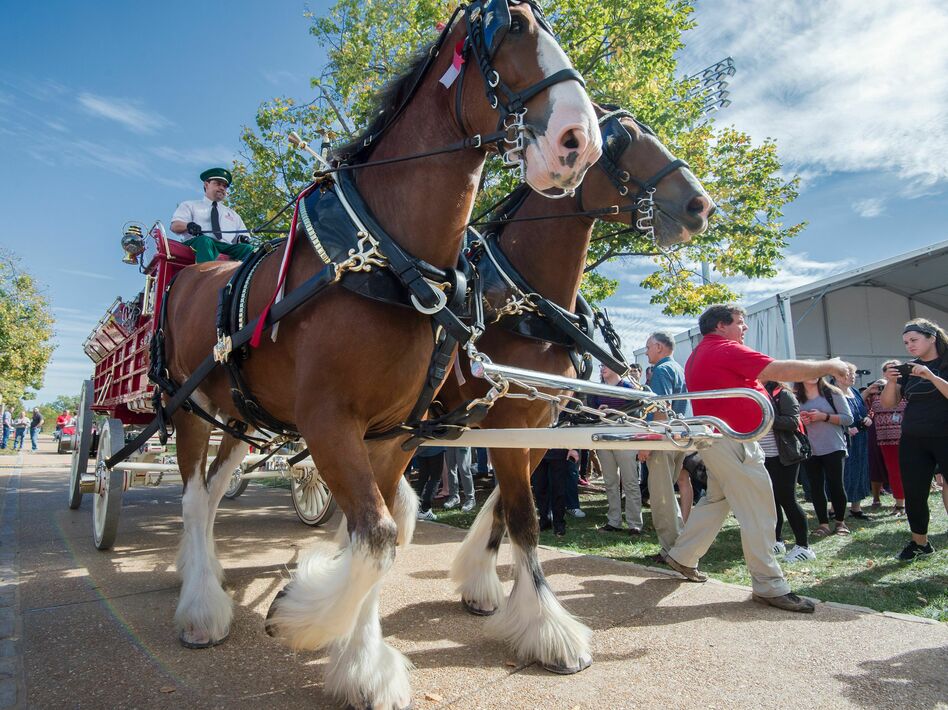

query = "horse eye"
[[509, 18, 524, 34]]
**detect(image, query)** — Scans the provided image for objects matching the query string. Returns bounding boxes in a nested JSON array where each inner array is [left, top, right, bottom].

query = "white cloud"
[[262, 69, 299, 86], [77, 92, 171, 134], [58, 268, 113, 281], [600, 251, 855, 351], [682, 0, 948, 194], [150, 145, 236, 166], [852, 198, 885, 218]]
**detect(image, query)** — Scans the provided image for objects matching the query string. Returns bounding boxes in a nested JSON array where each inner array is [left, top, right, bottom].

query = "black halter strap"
[[578, 109, 689, 221], [454, 0, 585, 133]]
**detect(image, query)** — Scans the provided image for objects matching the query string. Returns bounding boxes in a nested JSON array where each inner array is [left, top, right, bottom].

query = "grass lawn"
[[435, 483, 948, 623]]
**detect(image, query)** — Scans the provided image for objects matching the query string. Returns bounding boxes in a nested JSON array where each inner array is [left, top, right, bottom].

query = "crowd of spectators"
[[406, 306, 947, 605]]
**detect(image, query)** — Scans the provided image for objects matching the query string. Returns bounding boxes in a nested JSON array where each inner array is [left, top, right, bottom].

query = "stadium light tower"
[[685, 56, 735, 116], [683, 57, 735, 283]]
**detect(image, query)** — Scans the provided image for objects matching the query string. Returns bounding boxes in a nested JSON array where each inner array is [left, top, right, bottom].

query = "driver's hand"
[[237, 234, 252, 244], [186, 222, 203, 236]]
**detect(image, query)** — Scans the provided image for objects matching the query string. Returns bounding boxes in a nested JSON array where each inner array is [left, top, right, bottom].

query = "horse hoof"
[[345, 700, 413, 710], [179, 630, 229, 650], [265, 588, 289, 637], [461, 598, 497, 616], [541, 653, 592, 675]]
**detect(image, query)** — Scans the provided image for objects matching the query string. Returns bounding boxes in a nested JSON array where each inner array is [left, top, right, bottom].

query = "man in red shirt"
[[55, 410, 70, 439], [665, 304, 848, 613]]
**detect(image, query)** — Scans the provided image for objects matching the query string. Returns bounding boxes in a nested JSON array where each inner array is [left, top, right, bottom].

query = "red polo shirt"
[[684, 334, 774, 434]]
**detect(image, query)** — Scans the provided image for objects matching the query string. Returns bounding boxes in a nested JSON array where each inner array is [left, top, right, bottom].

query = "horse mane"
[[332, 38, 440, 164]]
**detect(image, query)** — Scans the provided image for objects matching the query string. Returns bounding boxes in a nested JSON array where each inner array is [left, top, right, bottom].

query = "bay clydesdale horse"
[[438, 105, 714, 670], [161, 2, 600, 708]]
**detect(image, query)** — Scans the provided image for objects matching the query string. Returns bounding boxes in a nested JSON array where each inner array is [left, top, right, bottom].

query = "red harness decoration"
[[250, 186, 314, 348]]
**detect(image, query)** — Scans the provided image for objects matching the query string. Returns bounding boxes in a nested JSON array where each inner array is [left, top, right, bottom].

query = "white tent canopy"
[[635, 240, 948, 385]]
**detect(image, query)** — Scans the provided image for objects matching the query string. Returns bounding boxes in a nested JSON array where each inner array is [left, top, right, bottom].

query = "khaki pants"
[[647, 450, 685, 554], [598, 449, 642, 529], [667, 437, 789, 598]]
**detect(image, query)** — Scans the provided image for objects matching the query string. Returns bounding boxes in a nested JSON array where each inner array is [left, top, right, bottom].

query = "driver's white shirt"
[[172, 196, 248, 244]]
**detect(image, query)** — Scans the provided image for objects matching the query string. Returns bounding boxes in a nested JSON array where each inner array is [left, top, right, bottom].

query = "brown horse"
[[162, 2, 600, 708], [437, 106, 713, 672]]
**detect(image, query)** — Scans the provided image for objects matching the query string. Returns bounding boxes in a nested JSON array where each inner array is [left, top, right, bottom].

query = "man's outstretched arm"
[[758, 358, 849, 383]]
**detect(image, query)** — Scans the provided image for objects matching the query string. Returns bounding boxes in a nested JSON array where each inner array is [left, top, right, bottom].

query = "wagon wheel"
[[290, 466, 336, 526], [223, 467, 249, 499], [92, 419, 125, 550], [68, 379, 95, 509]]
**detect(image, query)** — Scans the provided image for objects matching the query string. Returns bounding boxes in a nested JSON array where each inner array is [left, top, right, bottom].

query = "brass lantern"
[[121, 223, 146, 265]]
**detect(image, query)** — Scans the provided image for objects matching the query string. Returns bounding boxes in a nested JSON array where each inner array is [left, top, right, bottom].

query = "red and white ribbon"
[[439, 41, 465, 89]]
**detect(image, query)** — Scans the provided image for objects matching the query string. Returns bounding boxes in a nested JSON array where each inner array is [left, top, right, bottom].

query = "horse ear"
[[481, 0, 511, 59]]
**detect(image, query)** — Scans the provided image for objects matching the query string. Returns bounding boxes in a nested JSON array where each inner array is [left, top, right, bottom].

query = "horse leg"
[[450, 484, 506, 615], [266, 428, 411, 709], [174, 417, 247, 648], [484, 448, 592, 674], [391, 474, 419, 546], [203, 434, 250, 579], [330, 442, 418, 549]]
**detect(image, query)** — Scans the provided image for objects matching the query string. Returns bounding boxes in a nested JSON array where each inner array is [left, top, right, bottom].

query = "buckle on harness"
[[214, 333, 233, 363], [411, 286, 448, 315]]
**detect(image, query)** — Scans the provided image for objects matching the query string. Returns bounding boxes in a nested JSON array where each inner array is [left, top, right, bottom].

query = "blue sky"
[[1, 0, 946, 404]]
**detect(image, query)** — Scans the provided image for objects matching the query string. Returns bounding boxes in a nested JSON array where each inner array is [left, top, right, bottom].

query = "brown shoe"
[[665, 555, 708, 583], [752, 592, 815, 614]]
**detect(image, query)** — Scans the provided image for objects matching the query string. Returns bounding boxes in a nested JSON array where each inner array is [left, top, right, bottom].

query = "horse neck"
[[352, 82, 484, 269], [498, 195, 594, 310]]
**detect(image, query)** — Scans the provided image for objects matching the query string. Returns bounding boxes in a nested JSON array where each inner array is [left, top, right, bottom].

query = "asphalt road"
[[4, 439, 947, 709]]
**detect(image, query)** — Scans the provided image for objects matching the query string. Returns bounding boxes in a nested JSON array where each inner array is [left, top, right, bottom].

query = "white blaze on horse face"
[[522, 31, 601, 193]]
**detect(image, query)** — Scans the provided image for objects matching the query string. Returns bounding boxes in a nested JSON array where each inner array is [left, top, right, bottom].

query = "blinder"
[[480, 0, 554, 59], [601, 116, 632, 165], [480, 0, 511, 59]]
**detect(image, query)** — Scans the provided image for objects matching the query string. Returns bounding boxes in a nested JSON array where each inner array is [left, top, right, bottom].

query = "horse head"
[[582, 107, 715, 246], [452, 0, 601, 194]]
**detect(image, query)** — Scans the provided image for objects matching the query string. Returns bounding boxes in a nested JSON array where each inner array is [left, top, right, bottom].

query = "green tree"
[[37, 393, 81, 429], [231, 0, 804, 315], [0, 249, 54, 405]]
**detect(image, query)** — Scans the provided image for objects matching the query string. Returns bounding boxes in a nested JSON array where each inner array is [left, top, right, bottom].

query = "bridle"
[[454, 0, 586, 189], [578, 109, 690, 238], [470, 108, 693, 243]]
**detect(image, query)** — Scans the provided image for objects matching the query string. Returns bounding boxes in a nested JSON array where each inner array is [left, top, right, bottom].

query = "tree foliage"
[[36, 393, 81, 428], [0, 249, 54, 405], [231, 0, 804, 314]]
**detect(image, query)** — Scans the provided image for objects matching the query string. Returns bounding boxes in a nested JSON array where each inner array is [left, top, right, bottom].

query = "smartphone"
[[893, 363, 915, 377]]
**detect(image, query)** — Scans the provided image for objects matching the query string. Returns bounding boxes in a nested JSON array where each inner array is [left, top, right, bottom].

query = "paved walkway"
[[3, 439, 947, 708]]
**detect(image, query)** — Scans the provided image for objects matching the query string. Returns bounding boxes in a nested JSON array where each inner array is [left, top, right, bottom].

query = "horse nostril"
[[688, 194, 713, 217], [561, 128, 580, 150]]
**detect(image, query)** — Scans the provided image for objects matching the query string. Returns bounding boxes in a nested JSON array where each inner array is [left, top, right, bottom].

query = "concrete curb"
[[0, 452, 23, 709]]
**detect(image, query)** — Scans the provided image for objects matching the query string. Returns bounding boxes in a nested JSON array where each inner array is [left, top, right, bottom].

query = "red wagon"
[[68, 223, 335, 549]]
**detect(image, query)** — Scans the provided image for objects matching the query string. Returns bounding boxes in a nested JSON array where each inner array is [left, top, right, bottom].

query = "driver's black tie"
[[211, 201, 223, 241]]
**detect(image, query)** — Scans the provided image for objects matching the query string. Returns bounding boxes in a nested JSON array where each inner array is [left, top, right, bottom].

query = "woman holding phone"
[[882, 318, 948, 561], [794, 376, 854, 537]]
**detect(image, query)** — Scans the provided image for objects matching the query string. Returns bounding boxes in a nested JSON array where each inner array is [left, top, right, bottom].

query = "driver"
[[170, 168, 254, 263]]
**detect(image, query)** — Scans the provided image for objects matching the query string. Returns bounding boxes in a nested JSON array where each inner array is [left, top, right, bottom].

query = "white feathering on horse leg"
[[451, 486, 504, 614], [325, 584, 413, 710], [391, 476, 419, 546], [485, 545, 591, 670], [204, 441, 250, 583], [270, 535, 394, 651], [334, 514, 350, 548], [175, 475, 233, 646]]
